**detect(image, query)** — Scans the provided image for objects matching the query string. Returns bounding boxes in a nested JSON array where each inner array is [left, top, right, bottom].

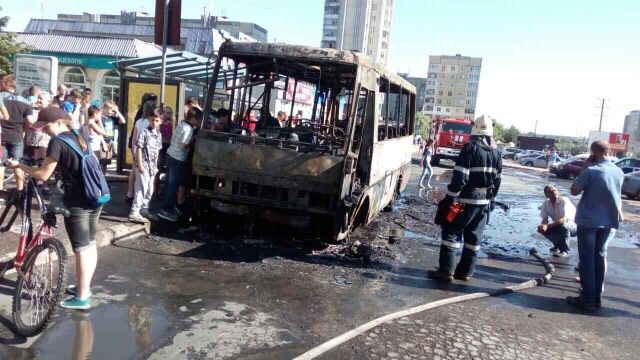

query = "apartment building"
[[321, 0, 394, 66], [424, 54, 482, 121]]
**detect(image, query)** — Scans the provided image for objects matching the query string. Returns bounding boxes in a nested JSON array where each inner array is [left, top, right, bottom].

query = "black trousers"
[[438, 204, 489, 276]]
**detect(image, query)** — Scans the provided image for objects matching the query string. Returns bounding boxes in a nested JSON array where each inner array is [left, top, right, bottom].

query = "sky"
[[3, 0, 640, 137]]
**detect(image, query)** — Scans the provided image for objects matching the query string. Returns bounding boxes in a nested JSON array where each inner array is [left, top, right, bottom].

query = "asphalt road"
[[0, 160, 638, 359]]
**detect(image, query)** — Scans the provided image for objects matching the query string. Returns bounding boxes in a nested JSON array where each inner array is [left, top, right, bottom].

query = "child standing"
[[129, 110, 162, 223]]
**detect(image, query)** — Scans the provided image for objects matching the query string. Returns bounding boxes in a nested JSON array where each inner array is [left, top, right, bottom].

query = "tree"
[[492, 121, 505, 142], [415, 112, 431, 139], [0, 7, 29, 74], [502, 125, 520, 143]]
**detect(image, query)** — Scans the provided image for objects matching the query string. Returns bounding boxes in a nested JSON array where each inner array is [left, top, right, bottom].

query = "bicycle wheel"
[[12, 237, 67, 337]]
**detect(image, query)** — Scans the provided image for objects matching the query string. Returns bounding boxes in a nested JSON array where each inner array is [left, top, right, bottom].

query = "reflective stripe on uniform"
[[441, 240, 461, 249], [469, 166, 498, 174], [453, 166, 470, 176], [464, 243, 481, 251], [459, 198, 491, 205], [447, 190, 461, 197]]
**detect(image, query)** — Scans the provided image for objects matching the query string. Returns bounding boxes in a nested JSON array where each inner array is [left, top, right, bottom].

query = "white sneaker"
[[129, 213, 149, 224], [554, 251, 569, 259]]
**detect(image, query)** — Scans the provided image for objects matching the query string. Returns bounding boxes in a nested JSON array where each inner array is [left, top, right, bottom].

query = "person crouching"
[[538, 184, 577, 258], [129, 110, 162, 223]]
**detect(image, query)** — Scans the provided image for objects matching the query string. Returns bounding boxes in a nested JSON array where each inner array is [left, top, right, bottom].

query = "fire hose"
[[293, 248, 554, 360]]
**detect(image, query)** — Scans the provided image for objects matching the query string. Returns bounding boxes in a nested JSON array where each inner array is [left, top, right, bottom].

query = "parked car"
[[520, 154, 561, 168], [502, 147, 524, 160], [514, 150, 543, 160], [622, 171, 640, 200], [615, 158, 640, 174], [554, 159, 587, 179]]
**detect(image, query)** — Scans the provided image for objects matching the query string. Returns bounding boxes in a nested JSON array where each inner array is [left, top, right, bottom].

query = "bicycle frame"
[[0, 177, 56, 274]]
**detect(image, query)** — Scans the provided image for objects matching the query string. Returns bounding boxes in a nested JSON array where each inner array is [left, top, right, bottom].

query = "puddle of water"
[[30, 303, 171, 360]]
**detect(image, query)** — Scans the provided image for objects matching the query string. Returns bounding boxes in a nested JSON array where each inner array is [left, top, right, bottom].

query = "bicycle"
[[0, 162, 69, 337]]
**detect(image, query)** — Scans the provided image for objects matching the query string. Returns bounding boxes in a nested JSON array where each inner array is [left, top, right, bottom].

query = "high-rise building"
[[321, 0, 395, 66], [424, 54, 482, 121], [624, 110, 640, 155]]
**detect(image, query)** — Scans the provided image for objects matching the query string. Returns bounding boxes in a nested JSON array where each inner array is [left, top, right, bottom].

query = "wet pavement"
[[0, 160, 638, 359]]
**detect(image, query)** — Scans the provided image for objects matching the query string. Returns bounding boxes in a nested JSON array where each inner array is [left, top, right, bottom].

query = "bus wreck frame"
[[194, 42, 416, 240]]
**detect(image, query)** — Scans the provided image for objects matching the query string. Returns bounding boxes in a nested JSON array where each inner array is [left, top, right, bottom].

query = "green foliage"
[[0, 7, 30, 74], [502, 125, 520, 143], [415, 112, 431, 139], [493, 121, 504, 142]]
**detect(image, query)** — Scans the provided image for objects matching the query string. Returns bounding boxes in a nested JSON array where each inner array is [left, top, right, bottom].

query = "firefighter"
[[427, 115, 502, 282]]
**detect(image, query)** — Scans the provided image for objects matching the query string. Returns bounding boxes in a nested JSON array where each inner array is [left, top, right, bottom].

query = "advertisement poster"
[[14, 54, 58, 94]]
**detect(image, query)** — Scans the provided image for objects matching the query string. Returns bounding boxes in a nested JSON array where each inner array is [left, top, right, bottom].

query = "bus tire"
[[431, 156, 440, 166]]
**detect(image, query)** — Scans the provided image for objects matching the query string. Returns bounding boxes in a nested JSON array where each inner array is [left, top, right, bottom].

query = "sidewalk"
[[502, 159, 554, 174], [0, 171, 146, 261]]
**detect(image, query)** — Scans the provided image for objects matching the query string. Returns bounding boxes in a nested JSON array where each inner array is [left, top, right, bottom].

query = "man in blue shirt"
[[569, 140, 624, 310]]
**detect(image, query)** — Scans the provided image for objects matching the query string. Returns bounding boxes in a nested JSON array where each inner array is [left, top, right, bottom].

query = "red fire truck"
[[429, 117, 473, 165]]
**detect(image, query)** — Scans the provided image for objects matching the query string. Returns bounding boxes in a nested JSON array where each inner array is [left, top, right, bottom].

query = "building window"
[[436, 107, 442, 112], [426, 89, 435, 95], [451, 66, 456, 71], [100, 70, 120, 103], [441, 66, 446, 71], [447, 91, 452, 97], [426, 105, 433, 111], [446, 107, 450, 113], [438, 90, 443, 96], [63, 67, 87, 90]]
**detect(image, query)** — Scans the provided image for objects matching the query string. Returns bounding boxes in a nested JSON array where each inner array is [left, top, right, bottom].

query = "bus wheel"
[[431, 156, 440, 166]]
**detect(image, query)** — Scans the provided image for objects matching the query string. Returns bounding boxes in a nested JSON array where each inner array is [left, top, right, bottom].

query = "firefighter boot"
[[427, 270, 453, 283]]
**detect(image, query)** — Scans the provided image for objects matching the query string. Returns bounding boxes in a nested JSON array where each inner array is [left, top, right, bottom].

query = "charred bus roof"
[[217, 42, 415, 93]]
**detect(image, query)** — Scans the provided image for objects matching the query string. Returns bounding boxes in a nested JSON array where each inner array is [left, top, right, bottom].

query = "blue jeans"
[[161, 155, 186, 212], [420, 163, 433, 187], [576, 226, 616, 302]]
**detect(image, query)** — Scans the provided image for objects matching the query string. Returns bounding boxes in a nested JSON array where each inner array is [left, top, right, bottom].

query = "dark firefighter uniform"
[[431, 136, 502, 280]]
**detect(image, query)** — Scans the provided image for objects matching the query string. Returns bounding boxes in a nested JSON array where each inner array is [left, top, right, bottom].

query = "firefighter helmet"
[[471, 115, 494, 136]]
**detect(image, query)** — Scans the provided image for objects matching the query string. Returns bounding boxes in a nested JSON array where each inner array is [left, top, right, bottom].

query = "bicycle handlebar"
[[47, 205, 70, 218]]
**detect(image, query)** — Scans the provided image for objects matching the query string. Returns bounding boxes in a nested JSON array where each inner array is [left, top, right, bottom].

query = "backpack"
[[57, 132, 111, 207]]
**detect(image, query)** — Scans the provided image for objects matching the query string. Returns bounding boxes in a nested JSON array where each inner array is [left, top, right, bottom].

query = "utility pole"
[[598, 98, 605, 131], [533, 119, 538, 137], [159, 0, 170, 108]]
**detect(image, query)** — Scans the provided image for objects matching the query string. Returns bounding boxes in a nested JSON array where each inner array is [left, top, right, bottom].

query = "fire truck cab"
[[430, 117, 473, 166]]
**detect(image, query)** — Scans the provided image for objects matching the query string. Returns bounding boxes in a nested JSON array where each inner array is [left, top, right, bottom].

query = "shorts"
[[2, 142, 24, 162], [63, 203, 103, 253]]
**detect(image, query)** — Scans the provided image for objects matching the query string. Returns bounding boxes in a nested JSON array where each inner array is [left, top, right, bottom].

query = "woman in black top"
[[8, 107, 103, 310]]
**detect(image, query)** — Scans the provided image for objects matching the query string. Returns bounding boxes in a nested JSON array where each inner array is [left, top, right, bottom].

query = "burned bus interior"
[[202, 50, 414, 157]]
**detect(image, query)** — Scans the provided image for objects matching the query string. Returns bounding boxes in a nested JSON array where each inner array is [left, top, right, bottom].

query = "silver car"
[[622, 171, 640, 200], [520, 155, 561, 168]]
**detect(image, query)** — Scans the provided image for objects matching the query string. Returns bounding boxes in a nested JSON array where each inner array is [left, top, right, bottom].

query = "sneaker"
[[427, 270, 453, 283], [66, 285, 92, 297], [60, 296, 91, 310], [124, 195, 134, 203], [549, 247, 559, 254], [553, 251, 569, 259], [129, 213, 149, 224], [566, 296, 596, 311], [157, 209, 178, 222]]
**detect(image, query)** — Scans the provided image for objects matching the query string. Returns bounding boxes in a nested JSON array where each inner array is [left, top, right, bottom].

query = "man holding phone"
[[568, 141, 623, 310]]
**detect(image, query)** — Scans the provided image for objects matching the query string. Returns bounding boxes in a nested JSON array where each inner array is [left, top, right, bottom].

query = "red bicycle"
[[0, 167, 68, 336]]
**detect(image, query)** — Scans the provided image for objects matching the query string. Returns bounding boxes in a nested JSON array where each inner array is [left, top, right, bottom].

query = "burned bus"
[[193, 42, 416, 240]]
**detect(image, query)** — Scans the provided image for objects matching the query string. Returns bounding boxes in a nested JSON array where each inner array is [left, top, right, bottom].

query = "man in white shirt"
[[538, 184, 577, 258]]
